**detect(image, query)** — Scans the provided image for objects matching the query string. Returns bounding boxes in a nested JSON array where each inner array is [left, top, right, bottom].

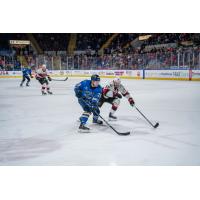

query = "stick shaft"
[[135, 107, 155, 127]]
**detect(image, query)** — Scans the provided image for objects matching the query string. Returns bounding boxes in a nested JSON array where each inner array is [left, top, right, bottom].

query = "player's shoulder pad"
[[81, 79, 89, 86]]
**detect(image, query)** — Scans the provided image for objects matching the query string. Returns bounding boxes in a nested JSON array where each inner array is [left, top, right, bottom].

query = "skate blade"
[[78, 129, 90, 133], [92, 123, 105, 126]]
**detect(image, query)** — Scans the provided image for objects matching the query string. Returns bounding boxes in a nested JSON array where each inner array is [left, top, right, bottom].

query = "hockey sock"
[[110, 105, 118, 114], [80, 112, 90, 125], [41, 86, 46, 92]]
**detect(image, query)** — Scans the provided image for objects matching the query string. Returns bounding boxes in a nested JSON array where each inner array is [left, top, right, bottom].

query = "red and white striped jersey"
[[35, 68, 50, 79], [102, 81, 132, 99]]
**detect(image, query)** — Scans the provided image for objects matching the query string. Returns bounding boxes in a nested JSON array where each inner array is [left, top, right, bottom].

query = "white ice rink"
[[0, 77, 200, 165]]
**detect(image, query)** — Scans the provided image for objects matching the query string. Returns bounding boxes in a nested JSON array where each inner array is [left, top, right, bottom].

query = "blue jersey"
[[22, 68, 31, 77], [74, 80, 102, 105]]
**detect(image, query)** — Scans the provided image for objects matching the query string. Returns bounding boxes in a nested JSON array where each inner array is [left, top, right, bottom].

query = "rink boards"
[[0, 69, 200, 81]]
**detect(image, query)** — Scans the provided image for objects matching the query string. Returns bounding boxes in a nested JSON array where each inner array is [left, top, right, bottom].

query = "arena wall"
[[0, 69, 200, 81]]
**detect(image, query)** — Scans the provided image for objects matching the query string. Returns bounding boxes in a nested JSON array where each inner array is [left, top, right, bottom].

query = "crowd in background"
[[142, 33, 194, 46], [1, 48, 200, 71], [33, 34, 70, 51], [1, 33, 200, 71], [76, 33, 111, 51], [70, 47, 200, 70]]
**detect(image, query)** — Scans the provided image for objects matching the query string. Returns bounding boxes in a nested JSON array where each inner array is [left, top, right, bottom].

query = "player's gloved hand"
[[128, 97, 135, 107], [90, 98, 98, 111], [116, 93, 122, 99], [30, 75, 34, 78], [48, 76, 52, 81]]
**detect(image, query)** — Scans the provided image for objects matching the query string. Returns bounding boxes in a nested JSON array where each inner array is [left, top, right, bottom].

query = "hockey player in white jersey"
[[35, 64, 53, 95], [98, 77, 135, 120]]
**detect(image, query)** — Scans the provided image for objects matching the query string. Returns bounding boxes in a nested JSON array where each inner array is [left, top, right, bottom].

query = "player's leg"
[[92, 107, 103, 125], [38, 78, 47, 95], [78, 99, 91, 132], [45, 80, 53, 94], [109, 98, 120, 120], [25, 76, 30, 86], [20, 76, 26, 87]]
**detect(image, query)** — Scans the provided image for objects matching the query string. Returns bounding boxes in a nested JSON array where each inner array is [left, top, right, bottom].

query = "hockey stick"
[[51, 77, 68, 81], [97, 113, 130, 136], [135, 106, 159, 128], [81, 99, 130, 136]]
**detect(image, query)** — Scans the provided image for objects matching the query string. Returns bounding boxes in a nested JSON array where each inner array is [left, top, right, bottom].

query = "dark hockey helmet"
[[91, 74, 100, 81]]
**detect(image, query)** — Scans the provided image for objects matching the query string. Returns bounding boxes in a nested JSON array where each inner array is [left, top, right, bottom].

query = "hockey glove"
[[128, 97, 135, 107], [90, 98, 98, 111]]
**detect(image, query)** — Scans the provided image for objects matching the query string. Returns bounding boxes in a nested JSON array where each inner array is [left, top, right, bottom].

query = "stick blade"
[[117, 131, 131, 136], [154, 122, 159, 128], [64, 77, 68, 81]]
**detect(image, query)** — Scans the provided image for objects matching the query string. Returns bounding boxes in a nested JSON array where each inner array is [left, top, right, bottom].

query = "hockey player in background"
[[74, 74, 103, 132], [35, 64, 53, 95], [20, 66, 33, 87], [99, 77, 135, 120]]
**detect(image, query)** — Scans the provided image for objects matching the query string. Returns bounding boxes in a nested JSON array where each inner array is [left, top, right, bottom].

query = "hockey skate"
[[20, 83, 23, 87], [26, 83, 30, 87], [78, 124, 90, 133], [93, 119, 103, 125], [47, 91, 53, 95], [109, 112, 117, 120], [42, 91, 47, 95]]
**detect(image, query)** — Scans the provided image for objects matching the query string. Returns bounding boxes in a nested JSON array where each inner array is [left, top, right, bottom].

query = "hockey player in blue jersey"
[[74, 74, 103, 132], [20, 66, 33, 87]]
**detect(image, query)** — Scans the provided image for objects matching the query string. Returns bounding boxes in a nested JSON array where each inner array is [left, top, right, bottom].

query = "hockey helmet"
[[91, 74, 100, 82], [42, 64, 47, 71], [113, 76, 121, 86]]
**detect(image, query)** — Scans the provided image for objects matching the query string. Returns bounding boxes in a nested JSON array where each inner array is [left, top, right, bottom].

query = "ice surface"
[[0, 77, 200, 165]]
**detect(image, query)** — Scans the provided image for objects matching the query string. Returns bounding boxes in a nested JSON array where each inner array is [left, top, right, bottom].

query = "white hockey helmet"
[[113, 76, 121, 86], [42, 64, 47, 71]]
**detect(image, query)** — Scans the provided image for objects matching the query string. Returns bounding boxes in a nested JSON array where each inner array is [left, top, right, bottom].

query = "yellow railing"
[[68, 33, 77, 55], [99, 33, 119, 53], [26, 33, 43, 54], [17, 56, 28, 66]]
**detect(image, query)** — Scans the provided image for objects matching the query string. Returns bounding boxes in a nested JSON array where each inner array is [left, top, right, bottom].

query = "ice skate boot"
[[93, 119, 103, 125], [42, 91, 47, 95], [109, 112, 117, 120], [47, 91, 53, 95], [78, 124, 90, 133]]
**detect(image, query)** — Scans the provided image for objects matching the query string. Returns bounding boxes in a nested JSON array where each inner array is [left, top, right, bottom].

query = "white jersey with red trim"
[[102, 81, 132, 99], [35, 68, 50, 79]]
